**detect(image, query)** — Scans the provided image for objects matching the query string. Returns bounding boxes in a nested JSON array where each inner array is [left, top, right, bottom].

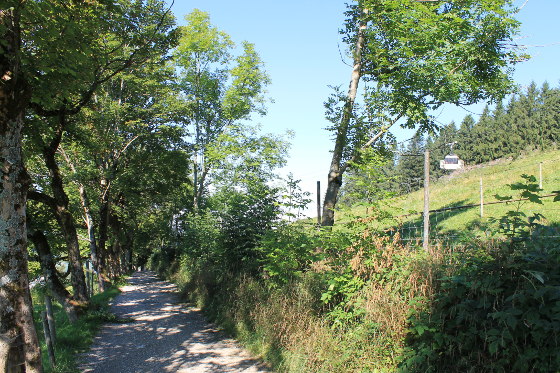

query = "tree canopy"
[[321, 0, 525, 225]]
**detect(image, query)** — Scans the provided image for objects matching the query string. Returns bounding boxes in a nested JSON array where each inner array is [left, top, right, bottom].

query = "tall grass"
[[165, 237, 447, 372]]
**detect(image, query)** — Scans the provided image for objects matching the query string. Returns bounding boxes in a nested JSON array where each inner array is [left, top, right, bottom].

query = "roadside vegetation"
[[32, 284, 122, 373], [152, 164, 560, 371]]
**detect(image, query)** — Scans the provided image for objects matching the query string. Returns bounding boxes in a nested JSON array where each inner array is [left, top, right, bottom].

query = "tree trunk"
[[322, 171, 344, 227], [196, 165, 210, 210], [125, 247, 133, 273], [41, 121, 89, 303], [0, 8, 44, 372], [81, 186, 101, 289], [60, 147, 102, 294], [27, 225, 80, 322], [193, 152, 199, 212], [108, 211, 125, 278], [97, 198, 110, 291], [321, 14, 366, 226]]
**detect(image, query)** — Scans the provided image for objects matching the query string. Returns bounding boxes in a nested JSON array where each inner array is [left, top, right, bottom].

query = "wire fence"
[[392, 193, 560, 248], [310, 155, 560, 248]]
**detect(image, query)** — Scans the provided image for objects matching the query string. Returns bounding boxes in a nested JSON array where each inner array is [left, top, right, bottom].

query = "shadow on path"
[[79, 271, 269, 373]]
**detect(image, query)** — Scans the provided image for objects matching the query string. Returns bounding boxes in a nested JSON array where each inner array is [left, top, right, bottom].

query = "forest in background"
[[341, 81, 560, 203]]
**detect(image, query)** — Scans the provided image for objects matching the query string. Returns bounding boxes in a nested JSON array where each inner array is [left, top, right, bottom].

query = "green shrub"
[[258, 224, 320, 286], [402, 243, 560, 372], [403, 177, 560, 372]]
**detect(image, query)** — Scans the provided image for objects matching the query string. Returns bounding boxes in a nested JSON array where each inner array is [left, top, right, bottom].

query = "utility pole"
[[423, 150, 430, 252]]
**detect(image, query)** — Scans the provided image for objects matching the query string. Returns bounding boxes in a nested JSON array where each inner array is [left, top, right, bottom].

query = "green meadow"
[[335, 149, 560, 242]]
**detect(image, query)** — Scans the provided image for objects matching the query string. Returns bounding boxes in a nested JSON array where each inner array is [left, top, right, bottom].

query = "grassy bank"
[[335, 149, 560, 243], [158, 230, 560, 371], [32, 284, 122, 372], [155, 231, 448, 371], [149, 151, 560, 372]]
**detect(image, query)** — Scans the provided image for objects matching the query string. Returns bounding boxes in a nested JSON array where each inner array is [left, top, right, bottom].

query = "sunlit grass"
[[336, 149, 560, 240]]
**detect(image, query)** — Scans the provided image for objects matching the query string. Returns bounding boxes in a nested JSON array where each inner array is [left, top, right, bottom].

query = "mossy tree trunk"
[[0, 6, 43, 372]]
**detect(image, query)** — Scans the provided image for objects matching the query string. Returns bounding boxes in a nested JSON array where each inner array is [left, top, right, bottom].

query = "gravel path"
[[79, 271, 269, 373]]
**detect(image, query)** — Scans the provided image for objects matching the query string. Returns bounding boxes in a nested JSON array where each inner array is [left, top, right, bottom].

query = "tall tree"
[[0, 3, 43, 371], [539, 82, 560, 148], [174, 9, 270, 211], [204, 124, 290, 192], [2, 1, 176, 368], [454, 82, 560, 165], [321, 0, 524, 225], [428, 121, 459, 180], [54, 54, 184, 284], [321, 4, 368, 227], [396, 133, 426, 194], [456, 114, 476, 162], [24, 0, 176, 295]]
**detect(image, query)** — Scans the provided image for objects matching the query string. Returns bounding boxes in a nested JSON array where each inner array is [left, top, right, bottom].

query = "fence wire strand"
[[391, 193, 559, 248]]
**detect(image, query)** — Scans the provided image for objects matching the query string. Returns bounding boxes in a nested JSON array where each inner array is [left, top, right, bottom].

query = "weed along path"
[[79, 271, 269, 373]]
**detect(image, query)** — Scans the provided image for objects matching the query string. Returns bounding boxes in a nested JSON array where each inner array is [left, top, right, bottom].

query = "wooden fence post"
[[539, 162, 543, 190], [317, 181, 321, 225], [42, 311, 56, 369], [44, 295, 56, 344], [480, 177, 484, 218], [423, 150, 430, 252], [85, 260, 91, 297]]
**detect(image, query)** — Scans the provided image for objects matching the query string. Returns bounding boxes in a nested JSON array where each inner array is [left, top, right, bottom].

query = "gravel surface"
[[79, 271, 269, 372]]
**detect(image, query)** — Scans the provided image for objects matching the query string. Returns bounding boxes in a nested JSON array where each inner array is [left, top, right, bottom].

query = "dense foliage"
[[2, 3, 286, 370], [321, 0, 523, 225], [153, 174, 560, 372], [403, 242, 560, 372], [455, 82, 560, 164]]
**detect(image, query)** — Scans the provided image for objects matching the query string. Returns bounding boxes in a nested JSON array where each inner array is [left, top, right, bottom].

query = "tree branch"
[[29, 0, 176, 118], [27, 190, 57, 209], [340, 112, 403, 175]]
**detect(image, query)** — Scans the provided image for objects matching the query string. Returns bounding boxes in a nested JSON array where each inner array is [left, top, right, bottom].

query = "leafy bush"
[[403, 175, 560, 372], [258, 224, 320, 286], [158, 173, 560, 372], [402, 243, 560, 372], [217, 182, 281, 274]]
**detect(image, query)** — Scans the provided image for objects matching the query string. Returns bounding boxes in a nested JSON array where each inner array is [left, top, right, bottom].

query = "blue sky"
[[166, 0, 560, 216]]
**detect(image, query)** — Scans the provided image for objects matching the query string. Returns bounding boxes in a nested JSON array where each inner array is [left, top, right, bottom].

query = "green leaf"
[[524, 270, 545, 284], [520, 191, 543, 204]]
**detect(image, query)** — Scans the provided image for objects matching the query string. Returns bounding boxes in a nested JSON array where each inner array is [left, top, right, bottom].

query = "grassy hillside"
[[338, 149, 560, 243]]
